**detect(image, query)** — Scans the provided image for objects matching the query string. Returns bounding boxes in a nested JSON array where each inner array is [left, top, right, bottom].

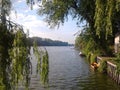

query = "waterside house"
[[115, 32, 120, 53]]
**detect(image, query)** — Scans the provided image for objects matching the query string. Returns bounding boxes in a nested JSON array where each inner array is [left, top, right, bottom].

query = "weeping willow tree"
[[41, 49, 49, 86], [0, 0, 32, 89], [33, 41, 49, 87], [94, 0, 120, 38], [0, 0, 49, 89], [26, 0, 119, 56], [0, 0, 13, 89], [9, 29, 32, 89], [0, 21, 32, 90]]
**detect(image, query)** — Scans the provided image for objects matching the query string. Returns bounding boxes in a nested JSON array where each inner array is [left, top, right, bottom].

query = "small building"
[[114, 33, 120, 53]]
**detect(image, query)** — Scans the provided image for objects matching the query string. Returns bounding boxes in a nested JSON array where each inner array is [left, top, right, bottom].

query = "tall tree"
[[32, 0, 120, 55], [94, 0, 120, 38], [0, 0, 32, 89]]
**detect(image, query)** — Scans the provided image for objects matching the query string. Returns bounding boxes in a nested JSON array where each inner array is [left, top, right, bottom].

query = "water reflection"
[[1, 46, 120, 90]]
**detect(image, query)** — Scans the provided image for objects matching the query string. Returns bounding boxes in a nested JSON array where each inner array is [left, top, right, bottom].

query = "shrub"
[[90, 54, 97, 64], [98, 60, 107, 73]]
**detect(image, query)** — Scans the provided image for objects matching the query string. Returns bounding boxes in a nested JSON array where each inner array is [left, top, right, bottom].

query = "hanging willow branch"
[[9, 30, 32, 89], [33, 42, 49, 87], [105, 0, 115, 37], [94, 0, 120, 39], [116, 0, 120, 11], [94, 0, 106, 38]]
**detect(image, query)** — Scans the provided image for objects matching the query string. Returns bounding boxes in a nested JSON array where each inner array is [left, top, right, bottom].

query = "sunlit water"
[[23, 46, 120, 90]]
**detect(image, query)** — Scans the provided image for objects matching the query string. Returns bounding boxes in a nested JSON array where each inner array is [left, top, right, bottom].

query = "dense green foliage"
[[114, 53, 120, 74], [90, 54, 97, 64], [94, 0, 120, 37], [27, 0, 119, 56], [0, 0, 50, 89], [9, 30, 31, 89], [0, 0, 120, 88], [29, 37, 73, 46], [0, 0, 32, 89], [40, 50, 49, 86], [33, 41, 49, 87], [74, 0, 120, 56], [0, 22, 31, 89], [98, 60, 107, 73]]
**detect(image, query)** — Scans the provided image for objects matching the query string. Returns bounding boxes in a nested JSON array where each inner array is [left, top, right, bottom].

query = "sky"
[[10, 0, 81, 44]]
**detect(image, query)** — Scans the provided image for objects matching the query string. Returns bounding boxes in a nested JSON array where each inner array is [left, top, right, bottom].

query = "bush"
[[98, 60, 107, 73], [90, 54, 97, 64]]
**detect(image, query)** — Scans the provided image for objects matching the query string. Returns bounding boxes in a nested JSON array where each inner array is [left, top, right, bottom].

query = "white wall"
[[115, 36, 120, 53]]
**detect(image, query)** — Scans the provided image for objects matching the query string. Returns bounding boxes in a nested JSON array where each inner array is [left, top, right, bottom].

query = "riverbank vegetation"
[[74, 0, 120, 73], [74, 0, 120, 57], [0, 0, 120, 88], [27, 0, 119, 56], [27, 0, 120, 73]]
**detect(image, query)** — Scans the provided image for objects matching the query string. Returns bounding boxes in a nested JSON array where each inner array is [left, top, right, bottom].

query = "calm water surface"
[[29, 46, 120, 90]]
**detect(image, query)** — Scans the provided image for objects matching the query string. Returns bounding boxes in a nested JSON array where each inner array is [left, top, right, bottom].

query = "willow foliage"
[[116, 0, 120, 11], [94, 0, 106, 37], [33, 42, 49, 87], [40, 50, 49, 86], [75, 27, 103, 57], [38, 0, 72, 28], [105, 0, 115, 37], [98, 60, 107, 73], [0, 21, 32, 89], [94, 0, 120, 38], [37, 0, 96, 28], [28, 0, 120, 38], [9, 30, 31, 89]]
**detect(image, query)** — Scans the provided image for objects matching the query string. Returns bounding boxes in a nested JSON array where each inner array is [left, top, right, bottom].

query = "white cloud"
[[10, 11, 46, 26], [10, 10, 50, 39], [13, 0, 24, 3], [33, 4, 40, 10], [18, 0, 24, 3], [10, 0, 77, 44]]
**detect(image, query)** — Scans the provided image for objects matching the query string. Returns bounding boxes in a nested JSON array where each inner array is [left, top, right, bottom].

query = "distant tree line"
[[29, 37, 73, 46]]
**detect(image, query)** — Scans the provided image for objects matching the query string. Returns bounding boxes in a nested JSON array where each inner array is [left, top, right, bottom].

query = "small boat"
[[79, 52, 85, 56]]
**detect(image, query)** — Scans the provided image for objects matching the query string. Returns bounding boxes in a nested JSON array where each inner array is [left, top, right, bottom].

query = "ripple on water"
[[24, 47, 120, 90]]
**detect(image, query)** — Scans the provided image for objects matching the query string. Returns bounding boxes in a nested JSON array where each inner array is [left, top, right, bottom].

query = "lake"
[[25, 46, 120, 90]]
